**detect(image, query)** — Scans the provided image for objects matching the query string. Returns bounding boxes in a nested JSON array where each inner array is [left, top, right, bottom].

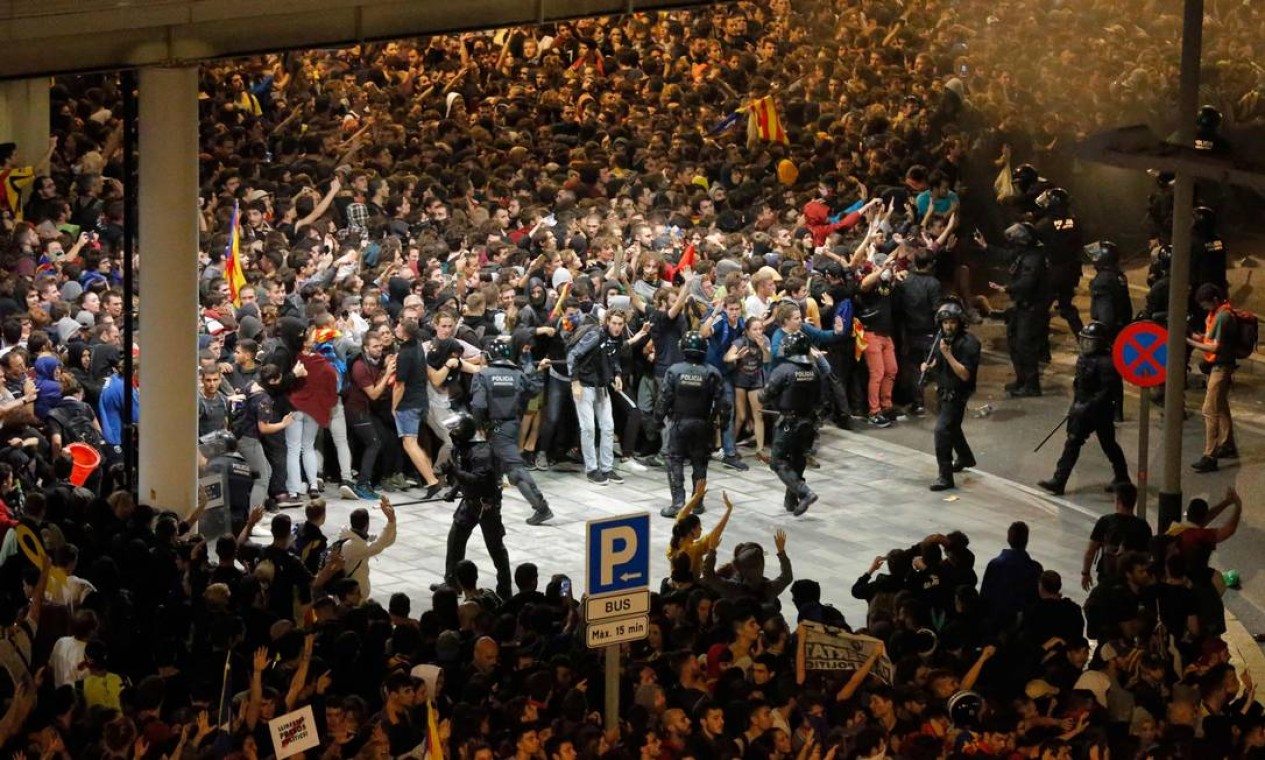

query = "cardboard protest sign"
[[269, 704, 320, 759], [798, 621, 893, 683]]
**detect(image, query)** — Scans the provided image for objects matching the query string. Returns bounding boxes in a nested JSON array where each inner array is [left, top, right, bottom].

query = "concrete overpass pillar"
[[137, 66, 199, 515], [0, 78, 50, 171]]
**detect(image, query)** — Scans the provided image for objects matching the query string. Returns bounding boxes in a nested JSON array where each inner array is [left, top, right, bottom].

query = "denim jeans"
[[236, 435, 271, 506], [720, 379, 737, 458], [284, 410, 320, 494], [575, 386, 614, 473]]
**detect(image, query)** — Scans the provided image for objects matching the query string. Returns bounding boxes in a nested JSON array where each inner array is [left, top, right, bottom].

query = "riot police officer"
[[1037, 322, 1132, 496], [1140, 245, 1173, 325], [1190, 206, 1227, 322], [441, 411, 512, 599], [1085, 241, 1133, 337], [921, 301, 981, 491], [1033, 187, 1084, 345], [656, 331, 729, 518], [471, 340, 552, 525], [760, 331, 830, 516], [983, 222, 1047, 397]]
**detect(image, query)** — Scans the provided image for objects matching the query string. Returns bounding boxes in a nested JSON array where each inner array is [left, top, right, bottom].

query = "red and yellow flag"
[[747, 96, 788, 146], [224, 202, 246, 307]]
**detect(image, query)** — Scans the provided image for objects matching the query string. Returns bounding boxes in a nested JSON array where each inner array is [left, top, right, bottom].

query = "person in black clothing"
[[1085, 241, 1133, 340], [1081, 483, 1152, 591], [896, 250, 942, 416], [818, 260, 861, 426], [1033, 187, 1084, 355], [1038, 322, 1132, 496], [471, 339, 551, 525], [1189, 205, 1227, 326], [440, 411, 511, 600], [760, 331, 829, 516], [981, 223, 1046, 397], [920, 301, 981, 491], [656, 331, 729, 518]]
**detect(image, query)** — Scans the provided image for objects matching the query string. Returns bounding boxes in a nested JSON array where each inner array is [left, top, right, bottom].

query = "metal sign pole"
[[604, 644, 619, 733], [1138, 392, 1151, 523]]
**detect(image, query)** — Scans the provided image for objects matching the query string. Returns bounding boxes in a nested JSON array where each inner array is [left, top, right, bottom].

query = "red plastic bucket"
[[66, 443, 101, 486]]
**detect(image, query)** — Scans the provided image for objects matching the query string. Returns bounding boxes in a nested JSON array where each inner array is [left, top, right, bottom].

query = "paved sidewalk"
[[291, 425, 1099, 624]]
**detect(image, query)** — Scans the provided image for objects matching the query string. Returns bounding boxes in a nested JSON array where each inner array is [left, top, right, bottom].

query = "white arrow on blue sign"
[[585, 512, 651, 597]]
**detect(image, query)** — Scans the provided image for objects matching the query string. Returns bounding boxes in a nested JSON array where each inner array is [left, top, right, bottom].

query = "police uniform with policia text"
[[471, 340, 552, 525], [656, 332, 729, 518], [921, 301, 981, 492], [760, 331, 830, 516]]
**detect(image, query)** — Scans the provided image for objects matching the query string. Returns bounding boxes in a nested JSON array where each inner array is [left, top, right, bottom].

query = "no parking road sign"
[[1113, 321, 1169, 388]]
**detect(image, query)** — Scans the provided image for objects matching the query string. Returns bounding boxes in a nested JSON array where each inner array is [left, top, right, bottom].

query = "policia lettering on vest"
[[656, 332, 729, 518]]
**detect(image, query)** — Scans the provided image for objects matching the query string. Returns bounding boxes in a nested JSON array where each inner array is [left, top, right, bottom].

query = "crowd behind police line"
[[0, 0, 1252, 756]]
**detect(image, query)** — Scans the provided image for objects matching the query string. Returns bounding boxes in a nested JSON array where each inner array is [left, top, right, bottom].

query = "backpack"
[[47, 403, 105, 450], [1231, 308, 1259, 359]]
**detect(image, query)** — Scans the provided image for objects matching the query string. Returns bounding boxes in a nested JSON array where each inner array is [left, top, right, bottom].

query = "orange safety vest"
[[1204, 303, 1232, 363]]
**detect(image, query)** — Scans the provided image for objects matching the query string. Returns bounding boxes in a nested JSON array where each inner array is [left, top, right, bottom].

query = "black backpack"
[[47, 402, 105, 450]]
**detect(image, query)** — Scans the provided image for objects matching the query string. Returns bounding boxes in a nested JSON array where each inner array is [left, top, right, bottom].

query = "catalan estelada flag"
[[747, 95, 788, 146], [223, 202, 246, 307]]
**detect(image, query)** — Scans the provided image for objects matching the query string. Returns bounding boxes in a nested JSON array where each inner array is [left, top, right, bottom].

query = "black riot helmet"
[[679, 331, 706, 362], [1196, 105, 1223, 133], [1078, 321, 1112, 355], [1155, 171, 1176, 189], [1012, 163, 1039, 191], [935, 301, 967, 334], [948, 690, 985, 730], [443, 411, 479, 445], [1192, 206, 1217, 235], [1003, 222, 1038, 248], [780, 330, 812, 364], [486, 339, 513, 363], [1035, 187, 1069, 213], [1084, 240, 1120, 270], [1148, 245, 1172, 286]]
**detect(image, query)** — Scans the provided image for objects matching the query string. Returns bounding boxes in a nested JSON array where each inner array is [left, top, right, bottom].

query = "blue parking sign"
[[586, 513, 651, 597]]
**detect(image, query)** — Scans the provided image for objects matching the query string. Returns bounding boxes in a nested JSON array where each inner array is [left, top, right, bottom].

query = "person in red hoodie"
[[285, 327, 339, 500], [802, 177, 881, 247]]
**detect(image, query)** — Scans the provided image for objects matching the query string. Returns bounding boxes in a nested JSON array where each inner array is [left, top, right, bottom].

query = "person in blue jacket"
[[97, 350, 138, 467]]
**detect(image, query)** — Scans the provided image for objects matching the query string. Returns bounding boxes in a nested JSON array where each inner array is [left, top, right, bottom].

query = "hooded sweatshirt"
[[286, 352, 338, 427], [33, 355, 63, 419], [803, 198, 862, 247]]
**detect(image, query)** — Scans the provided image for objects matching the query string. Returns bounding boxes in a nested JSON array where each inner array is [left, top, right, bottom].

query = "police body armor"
[[667, 362, 717, 420], [1072, 353, 1119, 410], [1089, 269, 1132, 332], [773, 363, 822, 416], [482, 362, 523, 422]]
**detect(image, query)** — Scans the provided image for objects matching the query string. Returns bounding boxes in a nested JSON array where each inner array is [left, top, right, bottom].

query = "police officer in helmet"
[[1037, 322, 1131, 496], [1085, 240, 1132, 421], [656, 331, 729, 518], [981, 222, 1047, 397], [1033, 187, 1084, 350], [921, 300, 981, 491], [471, 338, 552, 525], [760, 331, 831, 516], [440, 411, 512, 599]]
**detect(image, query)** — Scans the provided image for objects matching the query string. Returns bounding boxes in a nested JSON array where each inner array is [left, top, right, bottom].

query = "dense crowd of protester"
[[0, 0, 1258, 756]]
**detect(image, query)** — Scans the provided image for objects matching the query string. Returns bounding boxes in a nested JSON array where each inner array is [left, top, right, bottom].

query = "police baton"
[[1033, 415, 1069, 453]]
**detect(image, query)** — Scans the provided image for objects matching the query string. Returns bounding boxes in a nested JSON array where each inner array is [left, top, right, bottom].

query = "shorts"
[[394, 407, 423, 438]]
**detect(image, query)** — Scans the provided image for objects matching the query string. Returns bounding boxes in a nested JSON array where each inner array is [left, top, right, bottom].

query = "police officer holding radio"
[[921, 300, 981, 492], [1037, 322, 1131, 496], [981, 222, 1047, 397], [440, 411, 512, 600], [761, 331, 830, 516], [471, 339, 553, 525], [656, 331, 729, 518]]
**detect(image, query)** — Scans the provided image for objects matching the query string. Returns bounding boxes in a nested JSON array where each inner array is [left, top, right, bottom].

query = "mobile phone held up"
[[559, 578, 571, 598]]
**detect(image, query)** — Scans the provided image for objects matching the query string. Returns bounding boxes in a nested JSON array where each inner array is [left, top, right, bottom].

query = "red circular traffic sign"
[[1112, 321, 1169, 387]]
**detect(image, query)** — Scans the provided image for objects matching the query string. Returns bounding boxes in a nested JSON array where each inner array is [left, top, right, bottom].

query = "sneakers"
[[908, 404, 926, 417], [315, 478, 325, 492], [277, 492, 304, 508], [621, 458, 649, 473], [660, 504, 683, 518], [338, 482, 358, 499], [352, 483, 380, 500], [1191, 456, 1218, 473], [793, 491, 818, 517], [603, 470, 625, 485], [881, 408, 900, 421], [929, 477, 955, 492], [869, 414, 892, 429], [586, 470, 609, 486], [1037, 478, 1066, 495], [523, 453, 540, 471], [721, 455, 749, 472], [536, 452, 551, 471], [526, 508, 554, 526], [635, 454, 665, 468]]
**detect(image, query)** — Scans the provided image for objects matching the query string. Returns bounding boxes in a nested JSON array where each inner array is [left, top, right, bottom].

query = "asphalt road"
[[866, 319, 1265, 633]]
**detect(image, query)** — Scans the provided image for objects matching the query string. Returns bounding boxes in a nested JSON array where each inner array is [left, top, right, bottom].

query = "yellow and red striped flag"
[[426, 697, 443, 760], [747, 96, 788, 146], [224, 201, 247, 307]]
